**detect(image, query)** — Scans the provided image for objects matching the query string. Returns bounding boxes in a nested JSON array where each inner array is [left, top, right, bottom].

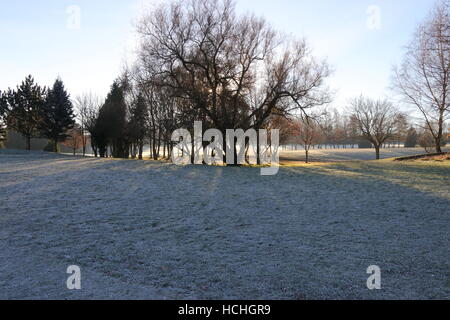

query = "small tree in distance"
[[76, 93, 101, 157], [404, 127, 418, 148], [293, 115, 323, 163], [350, 96, 401, 160], [63, 125, 84, 155], [75, 93, 100, 157]]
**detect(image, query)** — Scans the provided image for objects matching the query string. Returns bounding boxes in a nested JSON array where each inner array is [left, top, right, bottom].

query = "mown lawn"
[[0, 150, 449, 299]]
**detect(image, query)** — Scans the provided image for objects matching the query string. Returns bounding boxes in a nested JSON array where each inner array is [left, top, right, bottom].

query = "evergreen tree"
[[91, 117, 108, 158], [404, 127, 418, 148], [0, 90, 6, 116], [129, 94, 148, 159], [5, 75, 46, 150], [39, 78, 75, 152], [0, 90, 8, 147], [93, 81, 128, 158]]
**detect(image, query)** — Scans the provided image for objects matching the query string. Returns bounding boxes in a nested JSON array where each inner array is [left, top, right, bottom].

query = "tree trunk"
[[435, 117, 443, 153], [436, 142, 442, 153], [92, 143, 98, 157], [82, 132, 86, 157], [256, 131, 261, 165], [26, 136, 31, 151], [54, 140, 58, 153], [157, 128, 162, 159], [375, 146, 380, 160], [233, 137, 239, 166], [152, 130, 158, 160], [150, 141, 153, 159], [138, 141, 144, 160]]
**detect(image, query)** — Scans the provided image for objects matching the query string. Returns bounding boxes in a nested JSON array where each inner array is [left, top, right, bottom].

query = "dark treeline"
[[117, 0, 331, 163], [0, 75, 75, 151], [83, 76, 179, 160], [90, 0, 449, 162], [83, 0, 333, 163]]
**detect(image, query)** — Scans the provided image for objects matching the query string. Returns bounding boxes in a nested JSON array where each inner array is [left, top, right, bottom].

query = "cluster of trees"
[[1, 0, 448, 164], [88, 0, 448, 163], [276, 99, 408, 161], [74, 0, 332, 163], [76, 78, 176, 160], [121, 0, 331, 164], [281, 96, 448, 161], [278, 0, 449, 161], [0, 76, 75, 151], [284, 106, 409, 149]]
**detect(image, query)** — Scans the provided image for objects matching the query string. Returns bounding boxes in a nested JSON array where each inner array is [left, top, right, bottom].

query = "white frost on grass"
[[281, 147, 450, 162], [0, 150, 449, 299]]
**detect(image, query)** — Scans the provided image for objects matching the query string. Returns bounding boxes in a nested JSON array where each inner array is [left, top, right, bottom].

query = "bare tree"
[[266, 115, 295, 148], [350, 96, 401, 160], [75, 93, 101, 157], [293, 114, 323, 163], [136, 0, 332, 164], [418, 126, 440, 153], [63, 125, 84, 156], [393, 0, 450, 153]]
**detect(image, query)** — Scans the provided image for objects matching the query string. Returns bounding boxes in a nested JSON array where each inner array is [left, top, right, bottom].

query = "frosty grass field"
[[0, 148, 449, 299]]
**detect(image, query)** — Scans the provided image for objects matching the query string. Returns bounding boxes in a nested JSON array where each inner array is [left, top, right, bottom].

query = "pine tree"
[[0, 90, 8, 147], [93, 81, 128, 158], [0, 90, 6, 116], [6, 75, 46, 150], [39, 78, 75, 152], [129, 94, 148, 159]]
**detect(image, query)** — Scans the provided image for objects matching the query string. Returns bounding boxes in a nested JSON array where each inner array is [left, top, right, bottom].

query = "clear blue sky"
[[0, 0, 435, 108]]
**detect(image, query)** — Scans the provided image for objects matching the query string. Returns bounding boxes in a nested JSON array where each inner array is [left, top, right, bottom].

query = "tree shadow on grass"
[[1, 157, 449, 299]]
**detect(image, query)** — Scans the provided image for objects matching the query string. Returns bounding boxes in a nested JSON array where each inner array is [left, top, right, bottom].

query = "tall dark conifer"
[[129, 94, 148, 159], [6, 75, 46, 150], [0, 90, 8, 147], [40, 78, 75, 152], [93, 81, 128, 158], [0, 90, 6, 116]]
